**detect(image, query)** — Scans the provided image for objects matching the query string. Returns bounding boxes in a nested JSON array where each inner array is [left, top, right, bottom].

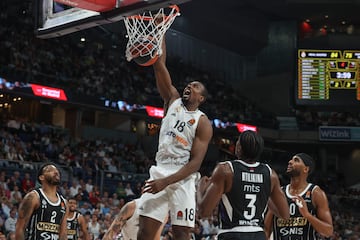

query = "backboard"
[[35, 0, 190, 39]]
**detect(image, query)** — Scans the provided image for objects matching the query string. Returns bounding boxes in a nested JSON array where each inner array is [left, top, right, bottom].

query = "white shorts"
[[139, 165, 200, 227]]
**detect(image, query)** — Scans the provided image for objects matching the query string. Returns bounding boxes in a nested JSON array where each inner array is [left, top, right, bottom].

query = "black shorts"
[[218, 231, 266, 240]]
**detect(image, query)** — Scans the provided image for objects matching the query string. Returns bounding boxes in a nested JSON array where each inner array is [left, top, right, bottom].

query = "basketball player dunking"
[[136, 38, 213, 240]]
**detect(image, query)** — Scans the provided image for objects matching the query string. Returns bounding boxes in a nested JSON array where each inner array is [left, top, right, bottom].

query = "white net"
[[124, 5, 180, 62]]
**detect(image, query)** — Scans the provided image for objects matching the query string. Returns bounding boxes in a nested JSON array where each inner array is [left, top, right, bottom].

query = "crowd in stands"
[[1, 4, 360, 129], [0, 116, 222, 239], [0, 3, 279, 129], [295, 110, 360, 130]]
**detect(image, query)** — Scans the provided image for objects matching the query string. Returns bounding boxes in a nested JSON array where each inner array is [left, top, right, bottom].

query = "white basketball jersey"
[[156, 98, 205, 165]]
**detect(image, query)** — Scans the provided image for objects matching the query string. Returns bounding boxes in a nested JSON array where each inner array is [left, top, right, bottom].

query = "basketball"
[[129, 36, 159, 66], [133, 53, 159, 67]]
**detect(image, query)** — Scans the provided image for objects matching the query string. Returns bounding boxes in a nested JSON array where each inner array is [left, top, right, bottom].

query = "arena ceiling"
[[169, 0, 360, 55], [7, 0, 360, 55]]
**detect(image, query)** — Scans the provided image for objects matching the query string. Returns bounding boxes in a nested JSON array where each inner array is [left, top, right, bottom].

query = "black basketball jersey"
[[26, 188, 67, 240], [67, 212, 81, 240], [272, 183, 318, 240], [218, 160, 271, 231]]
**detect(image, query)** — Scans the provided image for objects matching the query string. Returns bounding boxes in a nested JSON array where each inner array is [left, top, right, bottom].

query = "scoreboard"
[[296, 49, 360, 109]]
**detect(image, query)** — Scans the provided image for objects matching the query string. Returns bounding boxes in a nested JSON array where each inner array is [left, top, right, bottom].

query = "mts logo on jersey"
[[243, 184, 260, 192]]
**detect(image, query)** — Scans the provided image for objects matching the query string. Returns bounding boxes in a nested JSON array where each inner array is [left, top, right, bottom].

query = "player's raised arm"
[[153, 38, 180, 108]]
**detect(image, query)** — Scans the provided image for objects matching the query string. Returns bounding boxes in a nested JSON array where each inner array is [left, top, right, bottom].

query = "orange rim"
[[127, 5, 179, 21]]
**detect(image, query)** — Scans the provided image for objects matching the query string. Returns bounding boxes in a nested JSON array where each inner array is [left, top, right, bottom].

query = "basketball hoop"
[[124, 5, 180, 63]]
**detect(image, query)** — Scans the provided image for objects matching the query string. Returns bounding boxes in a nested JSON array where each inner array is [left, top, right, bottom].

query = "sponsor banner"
[[2, 77, 259, 133], [319, 126, 360, 141], [236, 123, 257, 132], [31, 84, 67, 101], [145, 106, 164, 118]]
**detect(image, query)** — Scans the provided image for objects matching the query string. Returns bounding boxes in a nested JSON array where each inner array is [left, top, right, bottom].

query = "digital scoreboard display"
[[296, 49, 360, 109]]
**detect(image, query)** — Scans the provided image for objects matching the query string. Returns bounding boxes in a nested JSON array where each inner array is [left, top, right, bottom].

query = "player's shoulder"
[[310, 184, 329, 205], [215, 161, 233, 175], [311, 184, 326, 196], [199, 114, 211, 126], [25, 188, 40, 198], [22, 189, 41, 206], [198, 114, 213, 130]]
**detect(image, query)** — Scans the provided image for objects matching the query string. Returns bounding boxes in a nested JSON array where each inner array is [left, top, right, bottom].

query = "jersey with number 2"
[[26, 188, 67, 240]]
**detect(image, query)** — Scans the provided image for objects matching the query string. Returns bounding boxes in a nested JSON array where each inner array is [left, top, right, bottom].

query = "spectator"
[[110, 193, 120, 208], [0, 197, 12, 218], [4, 207, 16, 234], [89, 186, 101, 208], [9, 186, 22, 206], [0, 176, 8, 198], [85, 178, 94, 193], [69, 180, 80, 197], [100, 201, 111, 216], [20, 173, 34, 194], [124, 183, 135, 199], [88, 214, 101, 239], [5, 178, 15, 195], [115, 182, 126, 199]]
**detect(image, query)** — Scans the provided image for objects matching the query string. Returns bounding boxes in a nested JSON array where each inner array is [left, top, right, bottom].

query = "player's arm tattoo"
[[103, 216, 126, 240], [109, 215, 127, 234], [104, 205, 131, 240], [18, 193, 35, 220], [16, 192, 37, 240], [104, 201, 136, 240]]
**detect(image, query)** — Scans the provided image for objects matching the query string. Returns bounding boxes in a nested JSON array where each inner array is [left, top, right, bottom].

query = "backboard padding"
[[35, 0, 191, 39]]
